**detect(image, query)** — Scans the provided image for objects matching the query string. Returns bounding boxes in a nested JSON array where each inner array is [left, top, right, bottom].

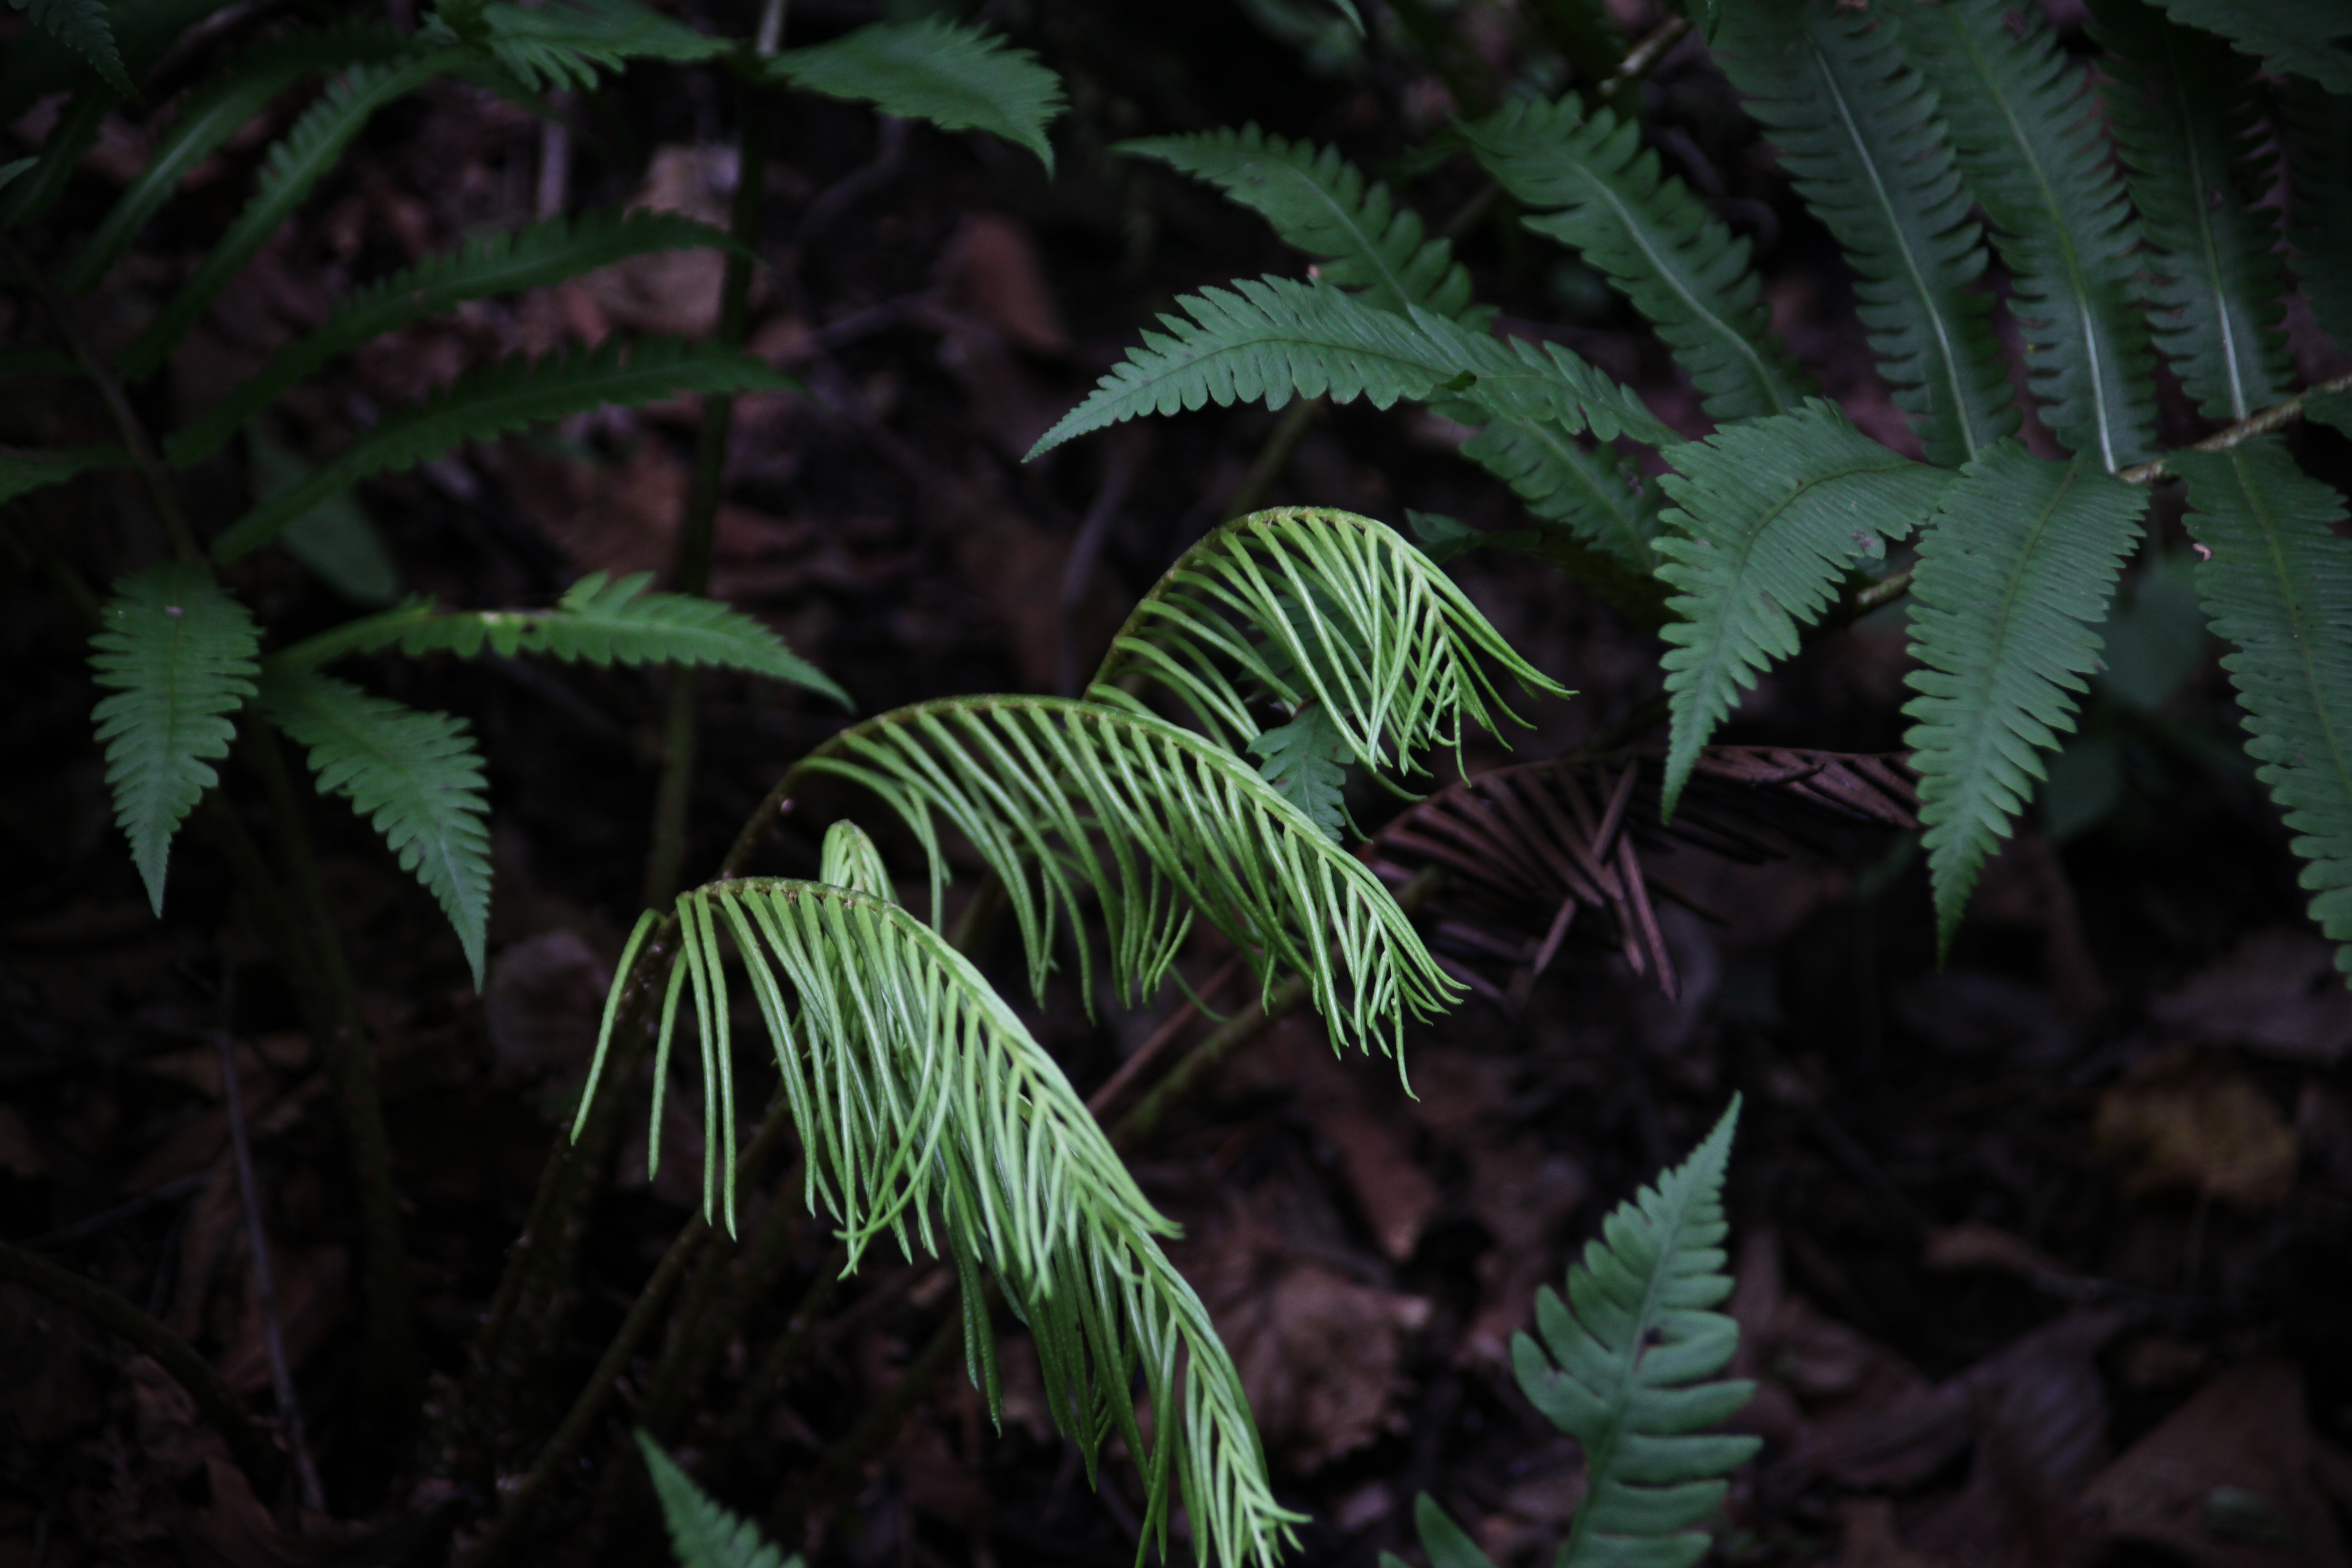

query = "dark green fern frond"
[[116, 48, 467, 382], [1250, 704, 1351, 840], [165, 209, 736, 467], [1716, 0, 2017, 467], [2284, 80, 2352, 351], [1458, 413, 1661, 575], [638, 1433, 800, 1568], [2175, 439, 2352, 976], [1656, 401, 1953, 814], [458, 0, 726, 92], [1, 443, 125, 504], [15, 0, 134, 98], [2145, 0, 2352, 95], [88, 562, 261, 915], [258, 668, 493, 986], [210, 340, 801, 563], [1462, 93, 1813, 423], [1904, 445, 2149, 946], [786, 697, 1459, 1051], [270, 571, 846, 705], [768, 18, 1065, 173], [1087, 508, 1568, 772], [589, 880, 1303, 1568], [2097, 0, 2290, 423], [1122, 126, 1485, 322]]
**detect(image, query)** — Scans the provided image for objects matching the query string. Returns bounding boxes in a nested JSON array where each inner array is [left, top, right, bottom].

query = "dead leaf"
[[582, 144, 735, 338], [1460, 1135, 1586, 1366], [1838, 1499, 1955, 1568], [1286, 1034, 1440, 1262], [1923, 1221, 2076, 1284], [2154, 929, 2352, 1066], [937, 212, 1069, 356], [2094, 1046, 2298, 1209]]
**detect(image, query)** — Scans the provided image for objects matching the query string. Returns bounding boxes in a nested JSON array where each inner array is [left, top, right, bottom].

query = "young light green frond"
[[209, 341, 801, 564], [785, 696, 1460, 1052], [592, 879, 1303, 1568], [268, 571, 847, 704], [637, 1433, 799, 1568], [167, 208, 735, 467], [2144, 0, 2352, 95], [18, 0, 134, 98], [116, 49, 466, 382], [818, 819, 893, 896], [1249, 703, 1350, 840], [62, 26, 413, 294], [1890, 0, 2155, 470], [2175, 440, 2352, 977], [1462, 94, 1813, 423], [256, 668, 492, 986], [0, 442, 125, 504], [1085, 507, 1570, 771], [2284, 81, 2352, 351], [1121, 126, 1484, 322], [768, 18, 1065, 173], [2097, 0, 2290, 424], [1716, 0, 2017, 468], [1656, 401, 1953, 815], [88, 562, 260, 915], [1458, 413, 1661, 574], [459, 0, 726, 92], [1903, 446, 2148, 949]]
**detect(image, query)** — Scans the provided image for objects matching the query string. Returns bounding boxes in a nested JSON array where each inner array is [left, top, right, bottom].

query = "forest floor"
[[5, 3, 2352, 1567]]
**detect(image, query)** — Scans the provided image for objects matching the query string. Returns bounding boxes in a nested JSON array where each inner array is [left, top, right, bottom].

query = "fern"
[[2096, 0, 2290, 424], [165, 209, 737, 467], [455, 0, 727, 91], [1460, 414, 1662, 575], [637, 1433, 801, 1568], [209, 340, 801, 563], [0, 86, 107, 229], [816, 818, 892, 898], [270, 571, 847, 706], [1250, 703, 1351, 839], [2285, 81, 2352, 352], [767, 18, 1066, 173], [1715, 0, 2017, 467], [1391, 1098, 1755, 1568], [786, 696, 1459, 1050], [14, 0, 134, 98], [1087, 507, 1568, 772], [1656, 401, 1952, 813], [1462, 93, 1813, 423], [257, 668, 493, 986], [2144, 0, 2352, 95], [1903, 445, 2149, 946], [2174, 440, 2352, 976], [0, 443, 124, 504], [1122, 126, 1486, 322], [586, 879, 1304, 1568], [88, 562, 261, 915]]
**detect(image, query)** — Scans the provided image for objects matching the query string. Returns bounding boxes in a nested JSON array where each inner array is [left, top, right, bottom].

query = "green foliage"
[[1715, 0, 2017, 467], [767, 18, 1066, 173], [88, 564, 260, 915], [257, 668, 493, 985], [815, 819, 892, 897], [2175, 440, 2352, 975], [0, 443, 124, 504], [2144, 0, 2352, 95], [2284, 81, 2352, 351], [1904, 447, 2149, 947], [1250, 703, 1351, 840], [1892, 0, 2155, 470], [209, 341, 800, 563], [1655, 401, 1952, 813], [637, 1433, 801, 1568], [1391, 1099, 1755, 1568], [1462, 93, 1812, 423], [588, 879, 1303, 1568], [15, 0, 134, 99], [456, 0, 727, 91], [247, 426, 401, 606], [1460, 415, 1660, 575]]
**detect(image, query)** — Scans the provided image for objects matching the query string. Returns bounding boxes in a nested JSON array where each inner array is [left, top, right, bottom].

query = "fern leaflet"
[[166, 209, 737, 467], [88, 563, 261, 915], [2097, 0, 2290, 424], [1459, 413, 1662, 575], [816, 818, 892, 897], [1716, 0, 2017, 467], [767, 18, 1065, 173], [1250, 703, 1351, 840], [457, 0, 727, 91], [16, 0, 134, 98], [1122, 126, 1485, 323], [1, 443, 125, 504], [257, 668, 493, 986], [2145, 0, 2352, 95], [637, 1433, 799, 1568], [2175, 440, 2352, 977], [210, 340, 802, 563], [2285, 81, 2352, 353], [1656, 401, 1952, 814], [1904, 445, 2148, 946], [1463, 93, 1813, 423]]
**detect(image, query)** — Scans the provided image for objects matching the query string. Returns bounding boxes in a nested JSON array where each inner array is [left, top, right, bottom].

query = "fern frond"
[[270, 571, 847, 704], [1716, 0, 2017, 467], [88, 562, 260, 915], [16, 0, 134, 98], [2284, 81, 2352, 351], [1121, 126, 1484, 322], [1249, 703, 1351, 840], [1029, 275, 1671, 459], [768, 18, 1065, 173], [0, 86, 106, 229], [816, 819, 892, 897], [2174, 439, 2352, 976], [115, 48, 465, 382], [165, 209, 735, 467], [1903, 445, 2149, 946], [637, 1433, 799, 1568], [786, 696, 1459, 1052], [2144, 0, 2352, 95], [461, 0, 726, 91], [591, 879, 1304, 1568], [1462, 94, 1813, 423], [209, 340, 801, 563], [1458, 413, 1661, 574], [1087, 507, 1569, 773], [0, 443, 125, 504], [257, 668, 493, 986], [1656, 401, 1953, 813], [2096, 0, 2290, 424]]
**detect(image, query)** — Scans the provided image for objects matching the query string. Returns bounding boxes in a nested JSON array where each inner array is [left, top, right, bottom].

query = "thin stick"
[[1601, 14, 1690, 98], [1085, 952, 1245, 1119]]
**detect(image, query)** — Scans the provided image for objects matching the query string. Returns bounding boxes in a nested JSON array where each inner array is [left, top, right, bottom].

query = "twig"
[[1085, 952, 1245, 1120], [1601, 14, 1691, 98]]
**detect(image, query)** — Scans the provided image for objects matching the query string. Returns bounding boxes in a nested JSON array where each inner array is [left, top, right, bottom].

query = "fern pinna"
[[1050, 0, 2352, 975]]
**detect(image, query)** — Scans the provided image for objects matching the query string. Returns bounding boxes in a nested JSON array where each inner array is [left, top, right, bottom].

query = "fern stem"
[[1606, 12, 1690, 96]]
